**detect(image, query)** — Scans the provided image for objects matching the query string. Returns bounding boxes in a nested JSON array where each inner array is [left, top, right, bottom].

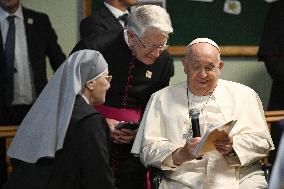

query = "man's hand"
[[214, 135, 233, 155], [106, 118, 137, 144], [172, 137, 201, 165]]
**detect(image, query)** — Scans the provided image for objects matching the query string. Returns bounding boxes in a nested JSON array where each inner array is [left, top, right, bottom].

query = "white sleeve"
[[138, 93, 181, 169]]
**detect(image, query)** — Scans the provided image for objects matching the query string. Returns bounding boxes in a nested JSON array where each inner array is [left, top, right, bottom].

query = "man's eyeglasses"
[[134, 33, 169, 51], [189, 63, 218, 73], [103, 75, 112, 82]]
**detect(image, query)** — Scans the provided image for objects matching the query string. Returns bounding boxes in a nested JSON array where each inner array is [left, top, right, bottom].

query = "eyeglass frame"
[[103, 75, 112, 82], [133, 33, 169, 51], [86, 75, 112, 85], [188, 62, 219, 73]]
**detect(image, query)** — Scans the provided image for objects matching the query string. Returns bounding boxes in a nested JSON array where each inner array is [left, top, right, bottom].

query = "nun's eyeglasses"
[[103, 75, 112, 82]]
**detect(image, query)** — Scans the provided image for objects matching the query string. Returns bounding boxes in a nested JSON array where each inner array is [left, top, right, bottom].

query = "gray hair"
[[186, 38, 221, 62], [127, 5, 173, 37]]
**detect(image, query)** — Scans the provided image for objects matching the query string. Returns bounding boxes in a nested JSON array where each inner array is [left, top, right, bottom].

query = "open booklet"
[[193, 120, 237, 157]]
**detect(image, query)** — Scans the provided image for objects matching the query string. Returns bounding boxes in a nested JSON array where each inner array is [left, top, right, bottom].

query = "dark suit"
[[0, 7, 66, 100], [0, 7, 66, 122], [258, 1, 284, 110], [0, 6, 66, 186], [258, 1, 284, 166], [80, 4, 124, 39], [3, 96, 115, 189]]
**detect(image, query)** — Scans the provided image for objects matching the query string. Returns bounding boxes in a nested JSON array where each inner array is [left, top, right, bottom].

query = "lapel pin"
[[146, 70, 152, 79], [27, 18, 33, 24]]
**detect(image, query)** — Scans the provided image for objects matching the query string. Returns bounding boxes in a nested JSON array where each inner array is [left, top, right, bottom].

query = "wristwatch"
[[224, 148, 241, 166], [226, 149, 237, 157]]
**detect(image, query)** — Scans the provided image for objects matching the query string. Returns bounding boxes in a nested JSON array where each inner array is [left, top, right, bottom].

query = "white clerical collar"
[[188, 89, 211, 103], [104, 2, 129, 19], [80, 94, 90, 104]]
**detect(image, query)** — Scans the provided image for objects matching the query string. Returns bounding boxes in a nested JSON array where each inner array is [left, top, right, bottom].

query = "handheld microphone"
[[189, 108, 202, 160], [189, 108, 201, 138]]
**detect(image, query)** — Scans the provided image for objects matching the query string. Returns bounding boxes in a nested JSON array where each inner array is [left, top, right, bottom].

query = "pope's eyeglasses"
[[190, 63, 218, 73]]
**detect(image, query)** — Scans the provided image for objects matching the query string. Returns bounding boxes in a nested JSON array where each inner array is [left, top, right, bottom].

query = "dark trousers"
[[0, 105, 31, 187], [267, 81, 284, 179], [0, 139, 7, 187], [268, 121, 284, 175], [112, 143, 147, 189], [268, 81, 284, 164]]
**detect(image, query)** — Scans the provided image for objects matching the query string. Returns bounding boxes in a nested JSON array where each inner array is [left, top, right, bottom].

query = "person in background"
[[269, 120, 284, 189], [258, 0, 284, 168], [80, 0, 137, 39], [72, 5, 174, 189], [3, 50, 115, 189], [0, 0, 66, 186], [132, 38, 274, 189]]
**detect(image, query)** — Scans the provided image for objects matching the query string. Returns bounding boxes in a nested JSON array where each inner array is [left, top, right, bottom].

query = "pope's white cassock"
[[132, 79, 274, 189]]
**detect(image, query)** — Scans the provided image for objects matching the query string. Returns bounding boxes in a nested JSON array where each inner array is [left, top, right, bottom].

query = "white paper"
[[188, 0, 214, 2], [193, 120, 237, 157], [223, 0, 241, 15]]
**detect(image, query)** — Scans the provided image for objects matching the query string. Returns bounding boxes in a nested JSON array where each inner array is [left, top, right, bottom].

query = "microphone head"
[[189, 108, 200, 119]]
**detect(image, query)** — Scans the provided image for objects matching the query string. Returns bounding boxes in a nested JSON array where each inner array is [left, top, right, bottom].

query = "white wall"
[[21, 0, 82, 79], [21, 0, 81, 55]]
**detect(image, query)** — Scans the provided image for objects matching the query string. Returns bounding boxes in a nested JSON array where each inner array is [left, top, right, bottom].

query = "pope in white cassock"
[[131, 38, 274, 189]]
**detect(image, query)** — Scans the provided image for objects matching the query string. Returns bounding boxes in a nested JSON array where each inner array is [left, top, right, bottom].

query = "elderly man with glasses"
[[71, 5, 174, 189], [132, 38, 274, 189]]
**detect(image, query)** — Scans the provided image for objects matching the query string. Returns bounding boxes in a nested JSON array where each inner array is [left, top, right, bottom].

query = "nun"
[[3, 50, 115, 189]]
